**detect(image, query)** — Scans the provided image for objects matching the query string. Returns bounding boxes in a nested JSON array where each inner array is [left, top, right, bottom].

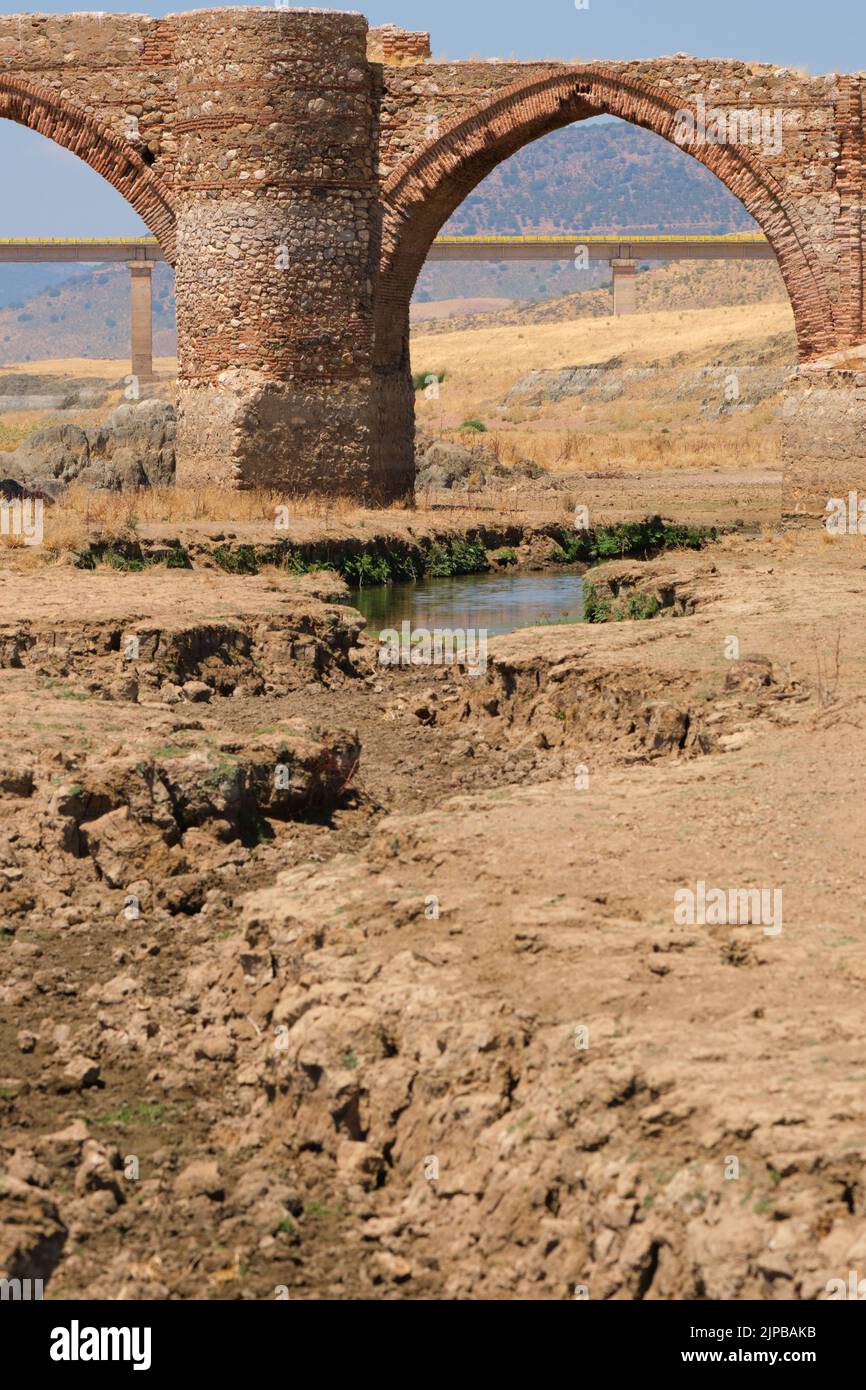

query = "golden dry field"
[[411, 300, 796, 472]]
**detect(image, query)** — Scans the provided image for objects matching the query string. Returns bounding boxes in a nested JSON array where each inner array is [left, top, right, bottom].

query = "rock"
[[193, 1029, 237, 1063], [89, 974, 138, 1006], [35, 1120, 90, 1169], [5, 1150, 50, 1189], [0, 765, 35, 798], [451, 739, 475, 759], [415, 439, 488, 490], [80, 807, 166, 889], [6, 401, 176, 497], [59, 1056, 102, 1092], [503, 359, 652, 407], [370, 1250, 413, 1283], [175, 1160, 224, 1201], [0, 1174, 67, 1283], [182, 681, 213, 703], [336, 1139, 385, 1190], [520, 457, 546, 479], [5, 424, 89, 498], [640, 701, 689, 752], [74, 1141, 124, 1205]]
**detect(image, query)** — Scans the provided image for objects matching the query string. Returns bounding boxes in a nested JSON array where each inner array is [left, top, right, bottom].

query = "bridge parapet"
[[367, 24, 430, 65]]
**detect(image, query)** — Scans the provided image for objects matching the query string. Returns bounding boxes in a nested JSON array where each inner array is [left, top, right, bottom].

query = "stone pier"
[[171, 9, 381, 496], [782, 360, 866, 526]]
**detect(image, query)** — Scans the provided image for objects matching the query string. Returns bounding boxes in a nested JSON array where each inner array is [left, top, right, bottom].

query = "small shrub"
[[341, 551, 391, 587], [622, 592, 662, 620], [425, 542, 452, 578], [582, 581, 611, 624], [448, 538, 488, 574], [412, 369, 446, 392], [214, 544, 257, 574], [163, 546, 192, 569]]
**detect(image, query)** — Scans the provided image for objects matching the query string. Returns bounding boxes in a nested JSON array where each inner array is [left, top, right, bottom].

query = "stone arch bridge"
[[1, 7, 864, 518]]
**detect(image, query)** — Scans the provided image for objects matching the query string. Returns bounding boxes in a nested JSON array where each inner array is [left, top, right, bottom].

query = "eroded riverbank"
[[2, 530, 866, 1299]]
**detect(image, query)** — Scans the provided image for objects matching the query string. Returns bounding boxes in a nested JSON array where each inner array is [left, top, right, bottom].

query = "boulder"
[[6, 400, 176, 497], [415, 438, 488, 490]]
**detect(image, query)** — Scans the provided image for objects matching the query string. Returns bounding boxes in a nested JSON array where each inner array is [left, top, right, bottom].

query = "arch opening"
[[377, 67, 833, 371], [0, 74, 176, 261]]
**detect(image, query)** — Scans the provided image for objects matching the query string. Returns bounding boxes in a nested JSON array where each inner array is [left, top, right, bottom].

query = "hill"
[[0, 262, 175, 366], [416, 117, 758, 304], [413, 259, 788, 335], [441, 119, 756, 238], [410, 298, 796, 474]]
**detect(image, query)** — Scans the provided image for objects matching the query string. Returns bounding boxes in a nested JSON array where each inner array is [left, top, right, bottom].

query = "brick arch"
[[0, 75, 176, 262], [377, 66, 835, 367]]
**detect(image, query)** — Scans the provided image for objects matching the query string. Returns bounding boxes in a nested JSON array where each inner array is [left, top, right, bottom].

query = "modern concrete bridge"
[[429, 233, 773, 314], [0, 232, 774, 378], [0, 237, 161, 381]]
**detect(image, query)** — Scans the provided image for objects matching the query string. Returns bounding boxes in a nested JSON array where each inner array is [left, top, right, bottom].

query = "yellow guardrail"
[[432, 232, 769, 244], [0, 232, 769, 246], [0, 236, 160, 245]]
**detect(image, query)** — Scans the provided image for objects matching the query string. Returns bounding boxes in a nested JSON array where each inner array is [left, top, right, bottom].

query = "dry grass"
[[0, 357, 178, 454], [412, 300, 794, 473], [0, 483, 425, 571], [0, 356, 178, 379], [439, 422, 780, 474], [0, 407, 124, 454], [411, 296, 514, 323], [48, 482, 386, 536]]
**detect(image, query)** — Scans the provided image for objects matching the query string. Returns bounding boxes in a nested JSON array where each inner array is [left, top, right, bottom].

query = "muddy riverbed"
[[2, 530, 866, 1300]]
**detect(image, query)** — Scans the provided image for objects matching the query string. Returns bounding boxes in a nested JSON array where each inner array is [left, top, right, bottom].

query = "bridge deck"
[[0, 234, 773, 265]]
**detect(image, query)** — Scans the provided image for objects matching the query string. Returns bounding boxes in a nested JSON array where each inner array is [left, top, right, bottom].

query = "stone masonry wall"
[[0, 13, 178, 255], [172, 8, 380, 496], [377, 57, 855, 358], [367, 25, 430, 65], [783, 363, 866, 524]]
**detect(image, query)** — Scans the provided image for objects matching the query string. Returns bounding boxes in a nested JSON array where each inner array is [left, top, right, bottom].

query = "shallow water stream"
[[351, 570, 585, 637]]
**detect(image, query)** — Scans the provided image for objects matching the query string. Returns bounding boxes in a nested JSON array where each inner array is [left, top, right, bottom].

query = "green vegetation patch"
[[73, 542, 191, 572], [551, 516, 716, 567]]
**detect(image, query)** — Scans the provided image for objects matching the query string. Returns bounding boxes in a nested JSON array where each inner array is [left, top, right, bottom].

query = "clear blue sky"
[[0, 0, 864, 235]]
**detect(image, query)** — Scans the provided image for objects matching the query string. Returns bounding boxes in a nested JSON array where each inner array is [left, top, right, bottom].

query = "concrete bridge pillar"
[[611, 258, 638, 316], [172, 9, 385, 498], [127, 262, 153, 382]]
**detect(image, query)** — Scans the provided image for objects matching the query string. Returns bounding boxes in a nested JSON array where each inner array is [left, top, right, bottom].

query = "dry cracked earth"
[[2, 533, 866, 1301]]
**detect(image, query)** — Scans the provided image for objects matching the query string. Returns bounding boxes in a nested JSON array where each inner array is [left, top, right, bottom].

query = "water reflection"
[[350, 571, 584, 637]]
